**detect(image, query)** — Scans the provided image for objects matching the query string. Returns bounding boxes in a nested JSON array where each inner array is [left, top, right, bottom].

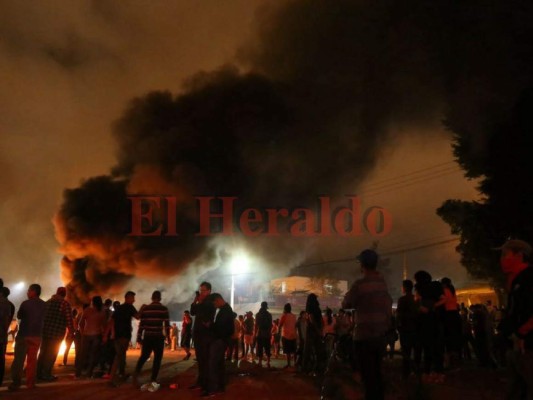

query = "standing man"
[[279, 303, 297, 369], [498, 239, 533, 400], [37, 287, 74, 381], [9, 283, 46, 391], [255, 301, 273, 368], [189, 282, 215, 392], [107, 291, 138, 387], [133, 290, 170, 392], [342, 249, 392, 400], [207, 293, 234, 396], [396, 279, 418, 379]]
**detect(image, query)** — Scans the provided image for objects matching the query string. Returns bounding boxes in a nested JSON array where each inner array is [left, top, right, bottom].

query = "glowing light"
[[229, 251, 251, 310], [230, 252, 250, 275], [59, 340, 67, 356], [14, 282, 25, 291], [59, 339, 75, 357]]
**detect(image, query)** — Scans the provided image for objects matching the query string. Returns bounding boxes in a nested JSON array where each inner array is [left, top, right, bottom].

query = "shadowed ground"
[[1, 347, 509, 399]]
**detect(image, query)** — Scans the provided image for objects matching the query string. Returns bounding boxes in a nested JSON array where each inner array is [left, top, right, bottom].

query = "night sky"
[[5, 1, 526, 306]]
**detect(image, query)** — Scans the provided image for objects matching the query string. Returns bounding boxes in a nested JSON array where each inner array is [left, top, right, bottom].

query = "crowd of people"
[[0, 239, 532, 399]]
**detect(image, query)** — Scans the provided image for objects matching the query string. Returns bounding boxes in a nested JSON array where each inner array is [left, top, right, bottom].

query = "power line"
[[294, 236, 460, 269], [381, 238, 459, 256], [362, 161, 456, 188], [379, 234, 458, 253], [360, 168, 462, 197]]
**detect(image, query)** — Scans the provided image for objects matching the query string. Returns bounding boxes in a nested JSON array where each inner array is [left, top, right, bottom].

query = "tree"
[[438, 88, 533, 289]]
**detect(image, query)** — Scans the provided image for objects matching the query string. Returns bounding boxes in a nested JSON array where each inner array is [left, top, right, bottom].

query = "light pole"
[[231, 274, 235, 309], [230, 252, 250, 309]]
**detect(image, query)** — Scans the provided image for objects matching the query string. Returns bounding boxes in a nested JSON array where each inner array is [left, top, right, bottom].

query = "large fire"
[[59, 340, 75, 358]]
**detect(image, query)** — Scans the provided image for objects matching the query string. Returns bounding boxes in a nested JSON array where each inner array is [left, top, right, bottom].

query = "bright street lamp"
[[229, 252, 250, 309]]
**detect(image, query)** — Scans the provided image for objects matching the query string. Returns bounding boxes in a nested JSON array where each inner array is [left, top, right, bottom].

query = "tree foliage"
[[438, 88, 533, 288]]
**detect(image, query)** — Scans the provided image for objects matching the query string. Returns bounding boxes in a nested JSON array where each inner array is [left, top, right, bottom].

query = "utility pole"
[[402, 253, 408, 280]]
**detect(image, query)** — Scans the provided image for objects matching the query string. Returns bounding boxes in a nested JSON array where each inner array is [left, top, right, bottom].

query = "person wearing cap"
[[255, 301, 273, 368], [497, 239, 533, 399], [107, 290, 138, 387], [342, 249, 392, 400], [133, 290, 170, 392], [9, 284, 46, 391], [37, 287, 75, 381]]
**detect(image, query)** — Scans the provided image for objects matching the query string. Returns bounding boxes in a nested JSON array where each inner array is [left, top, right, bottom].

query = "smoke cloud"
[[49, 1, 533, 303]]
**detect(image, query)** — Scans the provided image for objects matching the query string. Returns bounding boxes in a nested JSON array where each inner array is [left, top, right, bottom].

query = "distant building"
[[456, 283, 499, 306], [267, 276, 348, 314]]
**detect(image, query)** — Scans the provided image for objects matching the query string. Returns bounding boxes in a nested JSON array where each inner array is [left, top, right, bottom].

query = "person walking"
[[133, 290, 170, 392]]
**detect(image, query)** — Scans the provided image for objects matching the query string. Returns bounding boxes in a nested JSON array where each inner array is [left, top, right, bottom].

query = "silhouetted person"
[[397, 279, 418, 378], [0, 280, 15, 387], [255, 301, 273, 368], [107, 291, 138, 387], [206, 293, 234, 396], [189, 282, 215, 392], [181, 310, 192, 360], [133, 290, 170, 392], [9, 283, 46, 391], [343, 249, 392, 400], [497, 240, 533, 399], [37, 287, 74, 381]]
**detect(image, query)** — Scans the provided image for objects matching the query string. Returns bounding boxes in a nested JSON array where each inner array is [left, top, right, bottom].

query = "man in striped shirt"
[[133, 290, 170, 392], [342, 249, 392, 400]]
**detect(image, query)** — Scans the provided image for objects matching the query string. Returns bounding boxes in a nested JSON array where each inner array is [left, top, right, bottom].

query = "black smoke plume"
[[55, 1, 533, 304]]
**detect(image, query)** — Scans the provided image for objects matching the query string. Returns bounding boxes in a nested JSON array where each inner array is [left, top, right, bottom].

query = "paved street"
[[1, 347, 509, 399]]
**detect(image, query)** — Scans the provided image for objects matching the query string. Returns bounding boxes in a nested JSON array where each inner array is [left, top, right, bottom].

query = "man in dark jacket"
[[498, 239, 533, 399], [206, 293, 234, 396], [189, 281, 216, 392]]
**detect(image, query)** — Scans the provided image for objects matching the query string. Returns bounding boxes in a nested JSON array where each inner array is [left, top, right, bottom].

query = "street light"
[[229, 252, 250, 309]]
